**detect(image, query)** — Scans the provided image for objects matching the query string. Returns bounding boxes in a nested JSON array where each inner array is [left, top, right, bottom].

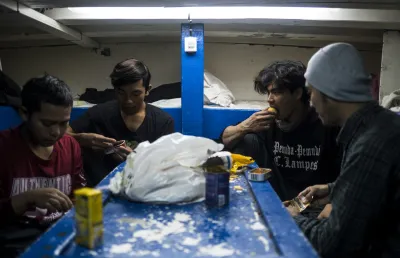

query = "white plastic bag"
[[109, 133, 224, 204]]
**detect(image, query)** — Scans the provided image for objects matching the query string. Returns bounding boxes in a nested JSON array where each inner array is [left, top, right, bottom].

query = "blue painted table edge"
[[245, 164, 319, 258], [20, 163, 319, 258]]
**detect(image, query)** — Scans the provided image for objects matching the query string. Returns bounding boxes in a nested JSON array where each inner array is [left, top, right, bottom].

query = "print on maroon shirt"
[[0, 126, 86, 224]]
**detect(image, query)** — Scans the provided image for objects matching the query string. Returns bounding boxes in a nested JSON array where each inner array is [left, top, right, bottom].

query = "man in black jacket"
[[221, 60, 341, 204], [287, 43, 400, 258]]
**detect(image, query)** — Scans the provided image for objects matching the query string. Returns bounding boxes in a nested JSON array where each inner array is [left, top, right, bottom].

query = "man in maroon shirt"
[[0, 75, 86, 256]]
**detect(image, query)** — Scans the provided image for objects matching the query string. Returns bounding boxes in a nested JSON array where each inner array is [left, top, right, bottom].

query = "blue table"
[[20, 163, 318, 258]]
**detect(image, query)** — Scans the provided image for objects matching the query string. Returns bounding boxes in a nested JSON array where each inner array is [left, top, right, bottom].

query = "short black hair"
[[21, 74, 73, 114], [254, 60, 309, 103], [110, 59, 151, 91]]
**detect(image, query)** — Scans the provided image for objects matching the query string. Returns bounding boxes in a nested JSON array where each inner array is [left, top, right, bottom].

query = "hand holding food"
[[239, 106, 277, 133], [299, 184, 330, 207]]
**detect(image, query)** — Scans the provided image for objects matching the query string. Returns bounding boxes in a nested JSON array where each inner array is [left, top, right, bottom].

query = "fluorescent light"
[[67, 6, 339, 20], [68, 7, 188, 19]]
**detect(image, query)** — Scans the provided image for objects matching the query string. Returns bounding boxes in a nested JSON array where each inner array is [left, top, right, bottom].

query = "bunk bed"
[[0, 68, 261, 138], [0, 105, 183, 133], [150, 98, 266, 139], [0, 26, 263, 139]]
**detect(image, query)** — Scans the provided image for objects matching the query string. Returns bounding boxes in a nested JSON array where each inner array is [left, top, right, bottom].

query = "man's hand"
[[111, 145, 133, 163], [11, 188, 73, 216], [77, 133, 116, 150], [283, 200, 301, 217], [299, 184, 330, 207], [317, 204, 332, 219], [239, 109, 276, 133]]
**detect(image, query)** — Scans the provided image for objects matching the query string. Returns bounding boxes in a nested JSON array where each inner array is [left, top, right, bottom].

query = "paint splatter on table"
[[20, 163, 318, 258]]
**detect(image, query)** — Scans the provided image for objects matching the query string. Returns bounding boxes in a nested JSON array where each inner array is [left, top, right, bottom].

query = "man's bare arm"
[[221, 124, 250, 149], [67, 126, 116, 149], [222, 110, 275, 149]]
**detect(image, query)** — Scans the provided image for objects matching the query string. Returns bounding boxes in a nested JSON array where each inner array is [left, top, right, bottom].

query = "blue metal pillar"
[[181, 23, 204, 136]]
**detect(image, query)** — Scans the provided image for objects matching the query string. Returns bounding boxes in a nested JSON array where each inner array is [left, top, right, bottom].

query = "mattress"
[[73, 100, 96, 107], [150, 98, 269, 110]]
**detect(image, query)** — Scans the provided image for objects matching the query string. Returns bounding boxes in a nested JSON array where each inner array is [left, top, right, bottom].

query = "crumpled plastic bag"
[[230, 154, 254, 173], [109, 133, 224, 204]]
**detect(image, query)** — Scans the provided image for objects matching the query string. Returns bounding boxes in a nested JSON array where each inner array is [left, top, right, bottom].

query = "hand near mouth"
[[239, 108, 277, 133]]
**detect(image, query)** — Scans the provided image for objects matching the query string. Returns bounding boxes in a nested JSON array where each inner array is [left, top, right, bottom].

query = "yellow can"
[[74, 187, 103, 249]]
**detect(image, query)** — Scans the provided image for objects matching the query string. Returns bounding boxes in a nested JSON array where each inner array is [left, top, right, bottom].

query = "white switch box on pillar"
[[184, 37, 197, 53], [380, 31, 400, 103]]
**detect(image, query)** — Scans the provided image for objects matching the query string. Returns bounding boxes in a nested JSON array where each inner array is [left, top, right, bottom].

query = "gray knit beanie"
[[305, 43, 373, 102]]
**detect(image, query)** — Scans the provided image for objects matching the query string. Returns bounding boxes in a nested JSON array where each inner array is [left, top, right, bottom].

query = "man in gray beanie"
[[285, 42, 400, 258]]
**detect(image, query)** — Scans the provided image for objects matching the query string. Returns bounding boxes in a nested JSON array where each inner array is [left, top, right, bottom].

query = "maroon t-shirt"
[[0, 126, 86, 224]]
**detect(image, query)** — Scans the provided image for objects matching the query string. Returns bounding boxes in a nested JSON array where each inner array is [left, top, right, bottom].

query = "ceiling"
[[1, 0, 399, 50], [18, 0, 400, 9]]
